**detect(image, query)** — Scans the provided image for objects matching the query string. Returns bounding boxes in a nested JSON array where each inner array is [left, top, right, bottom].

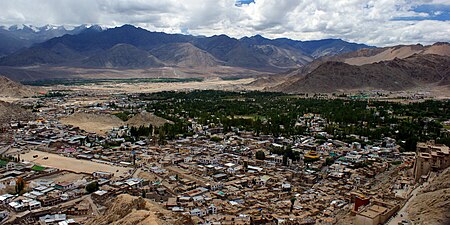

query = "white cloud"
[[0, 0, 449, 46]]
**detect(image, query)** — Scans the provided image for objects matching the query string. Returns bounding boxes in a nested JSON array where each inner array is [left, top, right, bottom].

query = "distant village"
[[0, 92, 449, 225]]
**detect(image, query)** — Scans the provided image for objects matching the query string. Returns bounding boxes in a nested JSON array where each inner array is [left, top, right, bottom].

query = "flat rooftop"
[[359, 205, 388, 218]]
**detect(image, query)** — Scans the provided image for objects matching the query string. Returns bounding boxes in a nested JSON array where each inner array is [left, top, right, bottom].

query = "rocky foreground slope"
[[407, 167, 450, 225], [86, 194, 193, 225], [0, 75, 40, 97]]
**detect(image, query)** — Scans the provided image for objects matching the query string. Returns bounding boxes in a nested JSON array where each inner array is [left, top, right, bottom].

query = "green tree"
[[15, 177, 25, 195], [325, 157, 335, 166], [255, 150, 266, 160], [210, 136, 222, 142], [86, 181, 99, 193], [283, 155, 288, 166], [290, 197, 297, 212]]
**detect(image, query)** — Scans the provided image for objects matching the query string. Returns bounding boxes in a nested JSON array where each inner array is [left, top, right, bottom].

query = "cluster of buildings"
[[0, 92, 449, 225], [0, 159, 93, 224]]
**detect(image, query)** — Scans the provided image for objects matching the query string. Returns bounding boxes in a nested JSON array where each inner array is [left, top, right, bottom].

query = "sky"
[[0, 0, 449, 46]]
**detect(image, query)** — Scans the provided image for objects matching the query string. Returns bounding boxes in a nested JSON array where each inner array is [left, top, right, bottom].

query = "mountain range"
[[268, 43, 450, 93], [1, 24, 449, 94], [0, 24, 370, 72], [0, 24, 102, 57]]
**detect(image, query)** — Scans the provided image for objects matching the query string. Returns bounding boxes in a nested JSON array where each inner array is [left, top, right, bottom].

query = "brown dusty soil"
[[407, 167, 450, 225], [86, 194, 194, 225]]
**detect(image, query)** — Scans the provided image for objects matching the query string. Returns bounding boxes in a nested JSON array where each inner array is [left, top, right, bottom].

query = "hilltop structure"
[[413, 141, 450, 183]]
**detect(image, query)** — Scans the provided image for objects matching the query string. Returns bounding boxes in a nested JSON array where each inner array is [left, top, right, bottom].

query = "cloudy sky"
[[1, 0, 449, 46]]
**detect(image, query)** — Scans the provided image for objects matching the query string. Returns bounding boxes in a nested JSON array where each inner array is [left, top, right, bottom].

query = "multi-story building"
[[413, 141, 450, 182]]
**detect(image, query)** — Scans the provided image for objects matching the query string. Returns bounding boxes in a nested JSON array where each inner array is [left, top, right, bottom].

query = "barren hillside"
[[151, 43, 222, 68], [343, 43, 450, 66], [269, 44, 450, 93], [407, 167, 450, 225], [82, 44, 165, 68], [263, 42, 450, 93], [0, 75, 41, 97], [277, 60, 417, 93], [59, 112, 124, 135], [126, 111, 173, 128], [86, 194, 193, 225]]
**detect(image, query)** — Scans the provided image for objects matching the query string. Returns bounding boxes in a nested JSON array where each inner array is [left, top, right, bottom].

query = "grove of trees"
[[131, 91, 450, 151]]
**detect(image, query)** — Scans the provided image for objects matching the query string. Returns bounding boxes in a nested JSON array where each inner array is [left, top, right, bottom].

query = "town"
[[0, 90, 449, 225]]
